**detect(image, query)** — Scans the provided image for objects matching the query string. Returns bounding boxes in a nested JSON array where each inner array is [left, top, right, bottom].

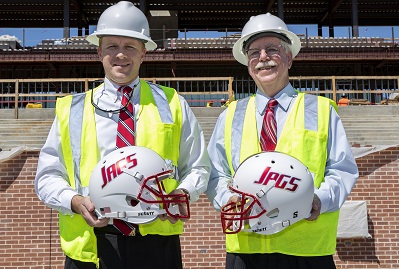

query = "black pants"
[[65, 226, 183, 269], [226, 252, 336, 269]]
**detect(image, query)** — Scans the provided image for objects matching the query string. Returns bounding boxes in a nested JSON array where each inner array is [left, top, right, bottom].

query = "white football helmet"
[[221, 151, 314, 235], [89, 146, 189, 224]]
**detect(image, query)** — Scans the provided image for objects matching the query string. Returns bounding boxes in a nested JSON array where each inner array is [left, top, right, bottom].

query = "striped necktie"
[[260, 99, 279, 151], [113, 85, 138, 236], [116, 86, 135, 149]]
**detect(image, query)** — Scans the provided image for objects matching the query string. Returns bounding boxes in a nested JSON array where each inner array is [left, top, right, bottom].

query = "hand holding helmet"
[[159, 188, 191, 224], [221, 151, 314, 235], [89, 146, 190, 224], [306, 194, 322, 221], [71, 194, 109, 228]]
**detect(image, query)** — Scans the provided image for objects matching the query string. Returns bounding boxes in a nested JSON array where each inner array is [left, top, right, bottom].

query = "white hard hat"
[[233, 13, 301, 66], [86, 1, 157, 51]]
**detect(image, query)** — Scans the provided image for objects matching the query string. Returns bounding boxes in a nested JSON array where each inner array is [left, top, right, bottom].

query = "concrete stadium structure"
[[1, 1, 399, 268]]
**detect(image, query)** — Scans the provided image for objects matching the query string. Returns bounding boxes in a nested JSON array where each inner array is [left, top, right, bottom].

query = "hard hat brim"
[[233, 29, 301, 66], [86, 30, 157, 51]]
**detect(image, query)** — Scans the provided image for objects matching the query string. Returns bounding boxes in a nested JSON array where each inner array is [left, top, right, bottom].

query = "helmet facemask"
[[137, 169, 190, 220], [221, 189, 266, 234]]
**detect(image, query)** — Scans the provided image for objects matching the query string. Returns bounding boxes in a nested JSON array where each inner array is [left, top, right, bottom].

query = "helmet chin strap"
[[255, 180, 275, 199], [242, 219, 291, 234], [122, 168, 144, 182], [96, 204, 181, 224], [103, 205, 179, 219]]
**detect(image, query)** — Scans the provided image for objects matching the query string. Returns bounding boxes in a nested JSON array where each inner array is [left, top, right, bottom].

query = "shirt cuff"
[[60, 189, 79, 215], [314, 189, 329, 214]]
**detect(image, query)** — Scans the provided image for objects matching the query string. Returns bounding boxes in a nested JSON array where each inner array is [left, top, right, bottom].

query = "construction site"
[[1, 1, 399, 268]]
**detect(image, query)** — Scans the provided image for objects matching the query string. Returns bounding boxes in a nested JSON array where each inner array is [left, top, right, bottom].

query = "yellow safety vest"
[[224, 92, 340, 256], [56, 80, 183, 267]]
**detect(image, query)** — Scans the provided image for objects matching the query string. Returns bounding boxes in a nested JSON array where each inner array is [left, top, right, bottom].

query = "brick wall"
[[335, 147, 399, 269], [0, 151, 64, 269], [1, 147, 398, 269]]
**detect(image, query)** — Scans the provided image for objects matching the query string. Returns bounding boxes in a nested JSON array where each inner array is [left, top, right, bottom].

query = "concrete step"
[[1, 106, 399, 151], [348, 140, 398, 146], [346, 131, 399, 137]]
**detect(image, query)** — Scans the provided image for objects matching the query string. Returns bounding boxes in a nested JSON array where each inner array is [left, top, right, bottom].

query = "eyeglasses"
[[91, 83, 138, 114], [246, 45, 284, 60]]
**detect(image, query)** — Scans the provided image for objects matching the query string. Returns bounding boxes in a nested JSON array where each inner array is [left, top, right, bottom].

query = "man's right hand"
[[222, 195, 242, 231], [71, 195, 109, 227]]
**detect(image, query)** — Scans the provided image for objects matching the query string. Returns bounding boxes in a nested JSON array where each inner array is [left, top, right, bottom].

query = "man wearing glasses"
[[206, 13, 358, 269]]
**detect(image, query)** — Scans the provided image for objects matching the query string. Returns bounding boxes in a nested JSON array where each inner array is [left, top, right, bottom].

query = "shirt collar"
[[255, 83, 297, 115], [102, 77, 141, 102]]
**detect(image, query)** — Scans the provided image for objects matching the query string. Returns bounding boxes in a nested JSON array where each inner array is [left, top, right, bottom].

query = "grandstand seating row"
[[1, 106, 399, 151], [165, 36, 395, 49], [0, 36, 397, 51]]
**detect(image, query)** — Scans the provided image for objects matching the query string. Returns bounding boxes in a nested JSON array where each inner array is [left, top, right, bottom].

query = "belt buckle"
[[128, 227, 136, 236]]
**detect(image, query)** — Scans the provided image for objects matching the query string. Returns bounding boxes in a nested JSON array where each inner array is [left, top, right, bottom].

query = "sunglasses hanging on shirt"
[[91, 83, 138, 114]]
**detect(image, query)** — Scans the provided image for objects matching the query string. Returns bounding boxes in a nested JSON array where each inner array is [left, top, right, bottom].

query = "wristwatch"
[[180, 188, 190, 200]]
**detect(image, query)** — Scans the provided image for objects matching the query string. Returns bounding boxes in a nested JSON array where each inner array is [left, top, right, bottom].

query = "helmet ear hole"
[[266, 208, 279, 219], [126, 196, 139, 207]]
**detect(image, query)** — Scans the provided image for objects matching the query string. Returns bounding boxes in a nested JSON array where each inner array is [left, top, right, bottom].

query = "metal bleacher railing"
[[0, 76, 398, 119], [3, 33, 395, 51], [28, 34, 399, 50], [1, 16, 398, 55], [0, 77, 234, 118], [164, 36, 398, 49]]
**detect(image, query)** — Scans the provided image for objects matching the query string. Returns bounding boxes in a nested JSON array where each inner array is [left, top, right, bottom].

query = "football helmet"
[[89, 146, 189, 224], [221, 151, 314, 235]]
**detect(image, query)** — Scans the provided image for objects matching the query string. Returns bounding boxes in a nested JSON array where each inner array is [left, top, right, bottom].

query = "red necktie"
[[113, 85, 138, 236], [260, 99, 278, 151], [116, 86, 135, 148]]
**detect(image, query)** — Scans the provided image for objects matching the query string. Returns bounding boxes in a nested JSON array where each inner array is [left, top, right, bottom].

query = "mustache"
[[255, 60, 277, 70]]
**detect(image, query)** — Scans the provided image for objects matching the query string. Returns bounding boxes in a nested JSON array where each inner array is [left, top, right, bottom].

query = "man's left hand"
[[306, 194, 321, 221], [159, 189, 190, 224]]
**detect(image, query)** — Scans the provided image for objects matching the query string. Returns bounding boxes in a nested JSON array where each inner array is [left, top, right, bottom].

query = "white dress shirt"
[[206, 83, 359, 214], [35, 77, 211, 215]]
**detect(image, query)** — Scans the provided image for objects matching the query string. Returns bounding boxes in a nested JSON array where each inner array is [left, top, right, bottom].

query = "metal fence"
[[0, 76, 398, 118]]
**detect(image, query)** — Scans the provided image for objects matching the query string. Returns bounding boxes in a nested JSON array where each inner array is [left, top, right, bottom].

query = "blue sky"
[[1, 24, 398, 47]]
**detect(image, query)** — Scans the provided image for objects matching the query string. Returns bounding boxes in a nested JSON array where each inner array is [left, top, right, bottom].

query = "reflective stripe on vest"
[[56, 90, 99, 266], [56, 80, 183, 266], [224, 92, 340, 256]]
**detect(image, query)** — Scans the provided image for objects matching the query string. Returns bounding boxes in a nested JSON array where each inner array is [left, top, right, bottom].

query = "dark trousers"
[[226, 252, 336, 269], [65, 226, 183, 269]]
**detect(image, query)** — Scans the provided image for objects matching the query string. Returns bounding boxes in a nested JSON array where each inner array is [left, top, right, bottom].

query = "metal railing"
[[0, 77, 235, 118], [3, 35, 399, 53], [0, 76, 398, 119]]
